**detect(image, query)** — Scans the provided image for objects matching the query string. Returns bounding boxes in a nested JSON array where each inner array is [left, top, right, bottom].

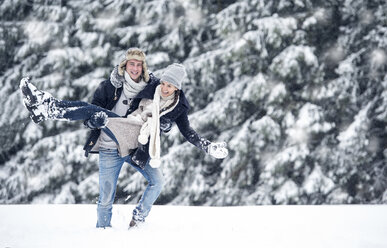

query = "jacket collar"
[[109, 66, 126, 88]]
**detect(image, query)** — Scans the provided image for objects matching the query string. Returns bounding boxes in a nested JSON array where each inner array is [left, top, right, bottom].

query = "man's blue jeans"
[[96, 148, 164, 228], [46, 99, 164, 227]]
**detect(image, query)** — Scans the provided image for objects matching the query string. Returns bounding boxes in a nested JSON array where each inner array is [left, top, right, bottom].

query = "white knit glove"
[[208, 142, 228, 159]]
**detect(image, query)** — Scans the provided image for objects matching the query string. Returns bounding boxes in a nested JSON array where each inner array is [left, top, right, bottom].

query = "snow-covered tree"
[[0, 0, 385, 205]]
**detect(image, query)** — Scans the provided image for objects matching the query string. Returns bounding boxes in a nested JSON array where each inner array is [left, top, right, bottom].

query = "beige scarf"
[[123, 71, 147, 98], [138, 85, 179, 168]]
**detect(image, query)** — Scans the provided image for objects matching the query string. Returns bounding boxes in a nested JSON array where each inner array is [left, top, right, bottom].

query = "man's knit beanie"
[[118, 47, 150, 82], [160, 63, 186, 90]]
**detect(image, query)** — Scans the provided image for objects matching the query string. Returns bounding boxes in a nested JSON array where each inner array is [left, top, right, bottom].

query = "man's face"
[[125, 59, 143, 82]]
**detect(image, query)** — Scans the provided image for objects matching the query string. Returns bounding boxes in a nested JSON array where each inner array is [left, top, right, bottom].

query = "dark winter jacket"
[[83, 73, 158, 156], [128, 80, 213, 167], [83, 73, 210, 167]]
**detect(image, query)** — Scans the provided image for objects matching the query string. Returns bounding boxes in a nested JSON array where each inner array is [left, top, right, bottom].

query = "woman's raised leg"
[[19, 77, 119, 123]]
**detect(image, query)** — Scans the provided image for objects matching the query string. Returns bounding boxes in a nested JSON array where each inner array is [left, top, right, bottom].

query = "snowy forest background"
[[0, 0, 386, 205]]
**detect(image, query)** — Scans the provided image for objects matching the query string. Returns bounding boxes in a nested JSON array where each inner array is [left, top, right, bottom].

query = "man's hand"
[[85, 111, 109, 129]]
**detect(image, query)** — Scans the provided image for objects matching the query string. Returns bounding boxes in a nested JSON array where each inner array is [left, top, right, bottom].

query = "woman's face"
[[125, 59, 143, 82], [160, 81, 178, 97]]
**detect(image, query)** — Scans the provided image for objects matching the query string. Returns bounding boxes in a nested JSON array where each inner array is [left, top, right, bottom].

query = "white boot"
[[20, 77, 53, 106], [20, 77, 53, 123]]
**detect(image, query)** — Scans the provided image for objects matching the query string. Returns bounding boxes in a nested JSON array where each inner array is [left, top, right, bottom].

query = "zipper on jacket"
[[114, 88, 118, 100]]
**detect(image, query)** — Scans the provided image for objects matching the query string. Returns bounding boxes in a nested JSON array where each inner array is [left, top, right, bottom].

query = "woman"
[[20, 63, 228, 228]]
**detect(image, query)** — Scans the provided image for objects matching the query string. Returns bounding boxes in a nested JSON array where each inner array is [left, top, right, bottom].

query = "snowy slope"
[[1, 204, 387, 248]]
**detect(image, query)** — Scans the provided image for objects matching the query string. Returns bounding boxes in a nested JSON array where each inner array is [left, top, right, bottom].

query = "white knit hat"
[[160, 63, 186, 90], [118, 47, 150, 82]]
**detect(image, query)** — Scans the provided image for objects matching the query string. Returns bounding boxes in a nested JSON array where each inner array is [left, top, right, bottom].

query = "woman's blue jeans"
[[51, 99, 120, 120], [96, 148, 164, 228]]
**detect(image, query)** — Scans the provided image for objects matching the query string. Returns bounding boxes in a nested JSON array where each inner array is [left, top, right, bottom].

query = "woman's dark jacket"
[[83, 73, 210, 167]]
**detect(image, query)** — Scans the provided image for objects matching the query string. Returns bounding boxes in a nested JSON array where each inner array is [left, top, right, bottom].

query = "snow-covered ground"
[[1, 204, 386, 248]]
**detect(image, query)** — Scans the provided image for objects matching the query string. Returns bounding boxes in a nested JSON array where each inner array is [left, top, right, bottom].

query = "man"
[[83, 47, 162, 228]]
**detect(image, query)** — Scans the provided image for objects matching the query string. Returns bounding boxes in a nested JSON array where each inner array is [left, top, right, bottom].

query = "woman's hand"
[[208, 142, 229, 159], [160, 118, 172, 132]]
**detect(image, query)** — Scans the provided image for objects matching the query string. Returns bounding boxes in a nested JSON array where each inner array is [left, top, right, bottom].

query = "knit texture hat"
[[118, 47, 150, 82], [160, 63, 186, 90]]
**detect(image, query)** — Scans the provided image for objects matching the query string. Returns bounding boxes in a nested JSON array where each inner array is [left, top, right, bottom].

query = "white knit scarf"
[[138, 85, 179, 168], [124, 71, 147, 98]]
